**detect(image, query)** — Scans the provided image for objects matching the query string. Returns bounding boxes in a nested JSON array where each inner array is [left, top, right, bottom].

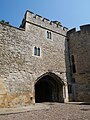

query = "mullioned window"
[[34, 47, 41, 56]]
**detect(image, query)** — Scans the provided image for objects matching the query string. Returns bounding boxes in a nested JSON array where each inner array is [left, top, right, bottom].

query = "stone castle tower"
[[68, 26, 90, 102], [0, 10, 90, 108]]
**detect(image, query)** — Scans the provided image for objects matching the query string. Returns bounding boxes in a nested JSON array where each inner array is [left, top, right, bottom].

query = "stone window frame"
[[33, 46, 41, 57], [46, 30, 53, 40]]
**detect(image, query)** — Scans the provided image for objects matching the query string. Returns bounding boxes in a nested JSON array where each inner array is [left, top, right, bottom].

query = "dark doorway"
[[35, 80, 52, 102], [35, 74, 64, 103]]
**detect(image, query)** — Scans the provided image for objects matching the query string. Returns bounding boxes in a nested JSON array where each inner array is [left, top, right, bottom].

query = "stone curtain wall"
[[0, 10, 68, 107], [0, 23, 35, 107], [67, 25, 90, 102]]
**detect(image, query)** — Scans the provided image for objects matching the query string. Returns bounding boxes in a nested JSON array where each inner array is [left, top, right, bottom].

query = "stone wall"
[[67, 25, 90, 102], [0, 23, 35, 107], [0, 10, 68, 107]]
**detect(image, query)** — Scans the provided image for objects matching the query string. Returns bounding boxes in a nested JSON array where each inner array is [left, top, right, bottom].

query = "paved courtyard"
[[0, 103, 90, 120]]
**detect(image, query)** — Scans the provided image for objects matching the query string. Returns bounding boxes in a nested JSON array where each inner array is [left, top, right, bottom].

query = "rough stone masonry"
[[0, 10, 90, 108]]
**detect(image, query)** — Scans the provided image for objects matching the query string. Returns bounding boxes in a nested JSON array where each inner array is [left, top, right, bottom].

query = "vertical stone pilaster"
[[63, 83, 69, 102]]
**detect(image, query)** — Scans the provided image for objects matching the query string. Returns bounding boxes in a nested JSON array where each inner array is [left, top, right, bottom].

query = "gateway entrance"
[[35, 73, 64, 103]]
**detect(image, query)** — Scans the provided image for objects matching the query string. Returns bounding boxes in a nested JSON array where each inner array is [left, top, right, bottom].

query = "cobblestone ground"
[[0, 103, 90, 120]]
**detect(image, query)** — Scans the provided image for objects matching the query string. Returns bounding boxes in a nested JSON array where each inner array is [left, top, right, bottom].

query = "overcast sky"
[[0, 0, 90, 29]]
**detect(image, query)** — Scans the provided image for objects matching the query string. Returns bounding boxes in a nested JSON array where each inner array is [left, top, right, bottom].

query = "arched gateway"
[[35, 72, 65, 103]]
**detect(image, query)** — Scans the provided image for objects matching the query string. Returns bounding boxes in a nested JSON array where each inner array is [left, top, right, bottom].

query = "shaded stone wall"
[[0, 10, 68, 107], [67, 25, 90, 102]]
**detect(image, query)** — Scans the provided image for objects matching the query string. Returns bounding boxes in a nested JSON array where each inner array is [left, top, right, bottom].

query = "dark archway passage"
[[35, 73, 64, 103], [35, 80, 52, 102]]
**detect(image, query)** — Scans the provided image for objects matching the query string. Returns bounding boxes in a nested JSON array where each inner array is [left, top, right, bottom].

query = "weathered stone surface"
[[67, 25, 90, 102], [0, 10, 90, 107], [0, 11, 68, 107]]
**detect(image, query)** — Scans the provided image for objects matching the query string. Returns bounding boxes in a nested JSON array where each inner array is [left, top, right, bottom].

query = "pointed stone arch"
[[35, 72, 65, 103]]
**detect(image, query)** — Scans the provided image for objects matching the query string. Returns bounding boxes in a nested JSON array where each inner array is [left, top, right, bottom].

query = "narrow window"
[[34, 47, 37, 55], [47, 31, 52, 39], [68, 85, 72, 94], [47, 31, 49, 38], [71, 55, 76, 73], [73, 64, 76, 73], [50, 32, 51, 39], [34, 47, 40, 56], [38, 47, 40, 56]]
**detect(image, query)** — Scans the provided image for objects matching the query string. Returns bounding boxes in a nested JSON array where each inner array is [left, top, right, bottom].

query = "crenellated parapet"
[[21, 10, 68, 36], [67, 24, 90, 36]]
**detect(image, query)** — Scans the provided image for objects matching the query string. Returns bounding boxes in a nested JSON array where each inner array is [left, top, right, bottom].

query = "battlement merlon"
[[67, 28, 76, 37], [80, 24, 90, 31], [21, 10, 68, 36], [67, 24, 90, 37]]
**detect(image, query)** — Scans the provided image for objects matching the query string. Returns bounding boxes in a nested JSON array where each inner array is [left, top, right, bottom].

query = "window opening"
[[47, 31, 52, 39], [34, 47, 40, 56], [71, 55, 76, 73], [73, 64, 76, 73], [34, 47, 37, 55], [38, 48, 40, 56]]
